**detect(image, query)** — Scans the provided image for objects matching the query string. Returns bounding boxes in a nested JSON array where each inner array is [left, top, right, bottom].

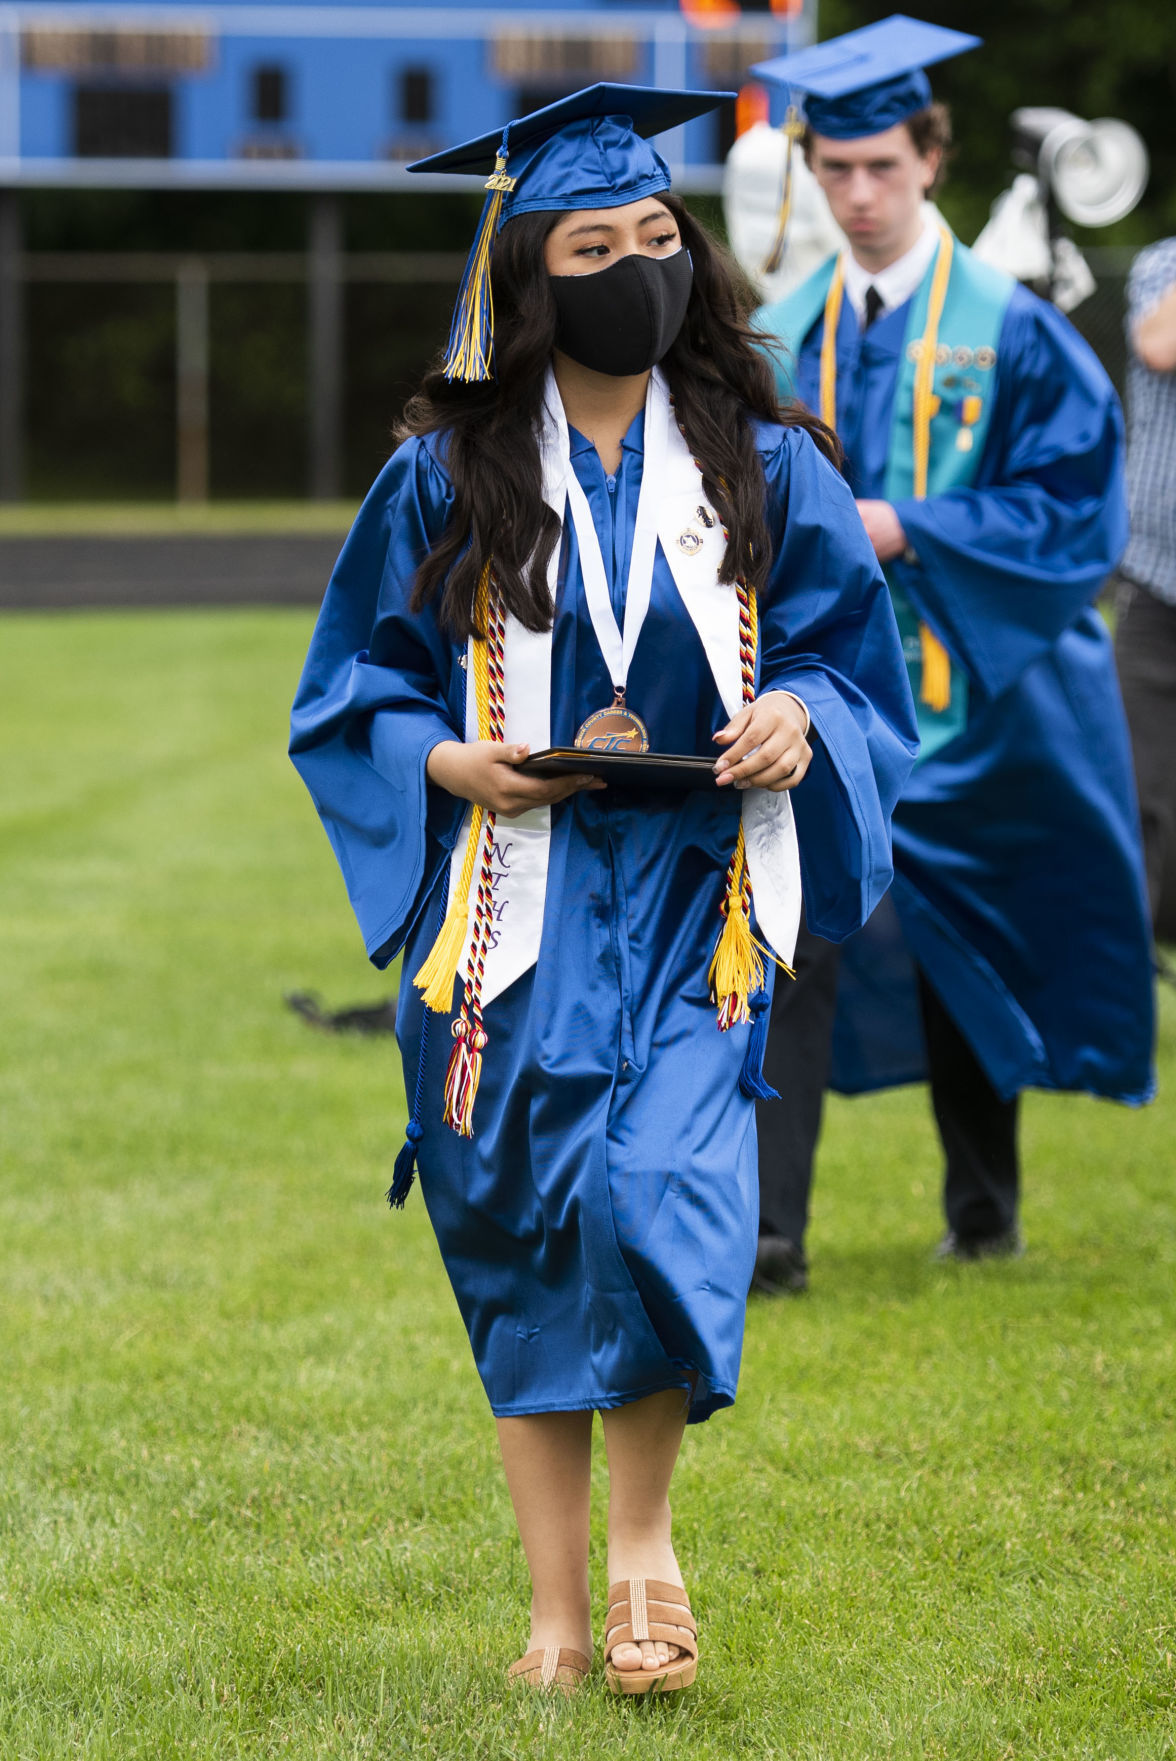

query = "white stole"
[[446, 367, 802, 1008]]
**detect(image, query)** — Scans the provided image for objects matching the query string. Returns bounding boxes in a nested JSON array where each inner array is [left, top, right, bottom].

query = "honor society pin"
[[678, 503, 716, 556]]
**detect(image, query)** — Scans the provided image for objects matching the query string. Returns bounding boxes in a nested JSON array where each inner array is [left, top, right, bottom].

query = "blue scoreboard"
[[0, 1, 814, 191]]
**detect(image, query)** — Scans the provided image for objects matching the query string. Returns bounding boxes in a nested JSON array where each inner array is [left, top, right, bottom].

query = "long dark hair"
[[399, 194, 839, 641]]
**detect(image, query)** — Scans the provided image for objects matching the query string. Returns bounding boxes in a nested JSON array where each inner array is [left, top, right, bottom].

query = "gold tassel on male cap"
[[761, 106, 807, 278]]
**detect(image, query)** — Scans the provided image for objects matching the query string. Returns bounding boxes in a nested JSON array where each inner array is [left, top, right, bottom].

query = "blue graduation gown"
[[775, 282, 1154, 1103], [290, 415, 917, 1422]]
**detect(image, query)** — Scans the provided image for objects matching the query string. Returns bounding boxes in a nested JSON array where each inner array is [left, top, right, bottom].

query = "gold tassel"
[[413, 563, 494, 1011], [412, 809, 483, 1014], [761, 107, 806, 278], [442, 154, 517, 383], [919, 623, 952, 712], [709, 828, 765, 1030], [910, 230, 956, 716]]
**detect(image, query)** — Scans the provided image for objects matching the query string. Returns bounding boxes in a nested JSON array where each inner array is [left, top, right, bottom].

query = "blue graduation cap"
[[408, 83, 733, 382], [751, 14, 980, 142]]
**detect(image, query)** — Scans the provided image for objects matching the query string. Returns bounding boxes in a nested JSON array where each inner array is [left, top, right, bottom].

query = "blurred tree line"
[[17, 0, 1176, 502]]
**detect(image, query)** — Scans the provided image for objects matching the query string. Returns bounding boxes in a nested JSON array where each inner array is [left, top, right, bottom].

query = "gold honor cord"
[[818, 258, 845, 437], [909, 227, 954, 711], [413, 562, 494, 1013], [820, 226, 955, 713], [709, 578, 769, 1029]]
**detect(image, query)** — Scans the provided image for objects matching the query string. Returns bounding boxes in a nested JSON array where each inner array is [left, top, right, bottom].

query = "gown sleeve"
[[756, 425, 920, 941], [289, 434, 467, 968], [888, 288, 1128, 704]]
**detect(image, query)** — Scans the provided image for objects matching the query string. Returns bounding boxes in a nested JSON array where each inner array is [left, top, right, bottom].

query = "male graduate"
[[748, 15, 1154, 1290]]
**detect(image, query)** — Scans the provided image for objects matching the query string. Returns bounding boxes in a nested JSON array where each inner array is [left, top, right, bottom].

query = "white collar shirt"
[[842, 209, 940, 327]]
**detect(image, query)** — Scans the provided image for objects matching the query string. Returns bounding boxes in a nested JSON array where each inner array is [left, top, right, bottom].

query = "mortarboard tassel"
[[442, 152, 518, 383], [761, 107, 806, 278]]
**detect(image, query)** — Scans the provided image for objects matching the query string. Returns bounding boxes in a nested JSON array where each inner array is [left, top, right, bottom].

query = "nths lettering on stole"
[[484, 835, 513, 952]]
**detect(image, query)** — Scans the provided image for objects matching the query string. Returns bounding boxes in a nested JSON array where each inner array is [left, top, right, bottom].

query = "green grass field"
[[0, 503, 354, 538], [1, 609, 1173, 1761]]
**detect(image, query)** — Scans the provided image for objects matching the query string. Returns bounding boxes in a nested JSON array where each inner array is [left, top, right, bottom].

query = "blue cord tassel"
[[387, 865, 451, 1210], [388, 649, 469, 1211], [387, 1115, 424, 1210], [739, 986, 780, 1101]]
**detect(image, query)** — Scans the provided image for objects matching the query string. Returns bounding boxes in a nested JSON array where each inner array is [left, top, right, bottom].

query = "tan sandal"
[[603, 1578, 698, 1696], [506, 1645, 592, 1696]]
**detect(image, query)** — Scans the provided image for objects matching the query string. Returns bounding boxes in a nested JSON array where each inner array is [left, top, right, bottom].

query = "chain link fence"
[[1068, 247, 1137, 401], [9, 236, 1148, 505]]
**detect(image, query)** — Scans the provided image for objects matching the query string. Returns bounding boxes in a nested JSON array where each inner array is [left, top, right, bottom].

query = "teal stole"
[[756, 237, 1014, 757]]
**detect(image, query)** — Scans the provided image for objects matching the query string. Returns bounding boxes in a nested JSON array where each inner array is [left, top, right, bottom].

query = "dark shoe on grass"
[[752, 1234, 809, 1295], [934, 1228, 1024, 1264]]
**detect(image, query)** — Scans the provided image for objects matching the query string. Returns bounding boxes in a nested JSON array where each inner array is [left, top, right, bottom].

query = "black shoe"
[[933, 1227, 1024, 1263], [752, 1234, 809, 1295]]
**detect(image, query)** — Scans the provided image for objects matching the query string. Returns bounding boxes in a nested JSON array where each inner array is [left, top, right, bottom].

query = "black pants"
[[756, 916, 1020, 1248], [1114, 577, 1176, 936]]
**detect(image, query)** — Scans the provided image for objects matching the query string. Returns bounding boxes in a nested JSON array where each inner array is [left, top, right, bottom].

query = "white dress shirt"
[[842, 207, 939, 327]]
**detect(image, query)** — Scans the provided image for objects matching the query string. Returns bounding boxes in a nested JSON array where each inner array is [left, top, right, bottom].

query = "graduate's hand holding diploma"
[[427, 739, 605, 818], [713, 691, 811, 791]]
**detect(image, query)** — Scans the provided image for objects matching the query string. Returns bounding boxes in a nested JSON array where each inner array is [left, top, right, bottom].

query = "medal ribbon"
[[547, 365, 669, 700]]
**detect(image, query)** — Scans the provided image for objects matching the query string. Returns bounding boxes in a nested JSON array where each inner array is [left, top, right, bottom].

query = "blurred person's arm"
[[1133, 281, 1176, 375]]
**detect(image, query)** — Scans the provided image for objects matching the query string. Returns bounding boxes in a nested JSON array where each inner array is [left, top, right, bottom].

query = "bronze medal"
[[575, 690, 650, 755]]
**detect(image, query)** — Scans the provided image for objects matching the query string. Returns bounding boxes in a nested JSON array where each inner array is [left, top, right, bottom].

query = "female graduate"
[[290, 83, 917, 1697]]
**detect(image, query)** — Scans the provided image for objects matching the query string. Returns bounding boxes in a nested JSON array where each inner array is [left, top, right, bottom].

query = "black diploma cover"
[[518, 748, 720, 791]]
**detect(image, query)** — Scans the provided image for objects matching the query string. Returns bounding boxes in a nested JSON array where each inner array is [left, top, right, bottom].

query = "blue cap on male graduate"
[[408, 83, 734, 382], [748, 15, 979, 273], [751, 13, 980, 142]]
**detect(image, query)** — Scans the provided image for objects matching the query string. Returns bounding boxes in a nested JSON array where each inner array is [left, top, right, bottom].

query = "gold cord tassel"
[[710, 826, 765, 1031], [761, 107, 806, 278], [919, 625, 953, 712], [413, 564, 493, 1011], [910, 228, 956, 715], [711, 580, 769, 1030], [442, 154, 517, 383], [413, 803, 484, 1014]]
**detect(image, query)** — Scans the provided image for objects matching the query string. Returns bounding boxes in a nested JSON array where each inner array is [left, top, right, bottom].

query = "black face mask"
[[549, 248, 693, 377]]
